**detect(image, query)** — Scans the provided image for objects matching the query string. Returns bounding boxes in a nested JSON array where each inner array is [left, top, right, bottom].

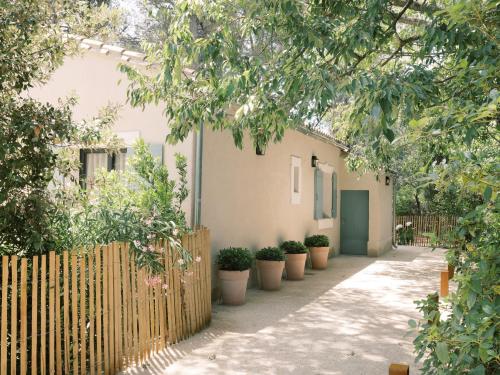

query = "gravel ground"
[[123, 246, 447, 375]]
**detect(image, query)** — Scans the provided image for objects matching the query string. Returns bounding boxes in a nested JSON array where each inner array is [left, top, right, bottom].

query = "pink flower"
[[162, 283, 169, 290], [177, 258, 185, 265], [195, 256, 202, 263], [133, 240, 141, 247], [144, 276, 161, 287]]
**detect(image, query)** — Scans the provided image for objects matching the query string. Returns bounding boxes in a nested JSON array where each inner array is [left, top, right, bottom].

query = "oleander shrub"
[[280, 240, 307, 254], [304, 235, 329, 247], [255, 247, 285, 261], [217, 247, 253, 271]]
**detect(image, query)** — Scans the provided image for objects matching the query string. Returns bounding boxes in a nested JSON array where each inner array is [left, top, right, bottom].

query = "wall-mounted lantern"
[[385, 176, 391, 186], [311, 155, 319, 168], [256, 144, 265, 155]]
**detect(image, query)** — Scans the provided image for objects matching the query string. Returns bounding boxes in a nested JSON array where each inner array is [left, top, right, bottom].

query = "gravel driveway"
[[123, 246, 446, 375]]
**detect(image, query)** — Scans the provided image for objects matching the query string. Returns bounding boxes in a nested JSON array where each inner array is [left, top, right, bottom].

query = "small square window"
[[291, 156, 301, 204], [293, 166, 300, 193]]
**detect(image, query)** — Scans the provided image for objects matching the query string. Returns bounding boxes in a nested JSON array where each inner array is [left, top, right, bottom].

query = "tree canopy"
[[0, 0, 121, 254], [122, 1, 499, 373]]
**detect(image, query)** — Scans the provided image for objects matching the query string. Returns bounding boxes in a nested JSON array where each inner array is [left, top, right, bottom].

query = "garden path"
[[123, 246, 447, 375]]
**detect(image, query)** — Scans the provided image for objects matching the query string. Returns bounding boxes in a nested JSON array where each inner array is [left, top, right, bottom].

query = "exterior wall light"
[[311, 155, 319, 167], [385, 176, 391, 185]]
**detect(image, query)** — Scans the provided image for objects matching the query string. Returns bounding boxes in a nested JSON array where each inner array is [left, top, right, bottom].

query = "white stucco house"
[[29, 37, 395, 287]]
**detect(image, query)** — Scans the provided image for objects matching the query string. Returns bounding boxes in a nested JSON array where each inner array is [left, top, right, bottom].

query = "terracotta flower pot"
[[256, 260, 285, 290], [218, 269, 250, 305], [285, 253, 307, 280], [309, 247, 329, 270]]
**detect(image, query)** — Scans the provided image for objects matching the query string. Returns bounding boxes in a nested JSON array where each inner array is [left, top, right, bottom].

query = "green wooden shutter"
[[332, 172, 337, 218], [125, 147, 134, 170], [314, 168, 323, 219]]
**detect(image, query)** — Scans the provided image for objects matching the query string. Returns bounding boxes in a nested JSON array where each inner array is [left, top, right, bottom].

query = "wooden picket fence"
[[0, 228, 211, 375], [395, 215, 458, 246]]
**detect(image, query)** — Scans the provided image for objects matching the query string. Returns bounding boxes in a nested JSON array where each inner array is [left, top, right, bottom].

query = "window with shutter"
[[314, 162, 336, 229]]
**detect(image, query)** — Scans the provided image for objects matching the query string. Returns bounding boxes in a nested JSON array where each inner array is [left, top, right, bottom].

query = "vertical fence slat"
[[102, 247, 109, 375], [154, 275, 161, 350], [173, 251, 183, 341], [20, 259, 27, 375], [200, 229, 208, 326], [10, 256, 18, 375], [1, 257, 8, 375], [40, 256, 46, 375], [195, 231, 202, 330], [147, 267, 153, 358], [143, 267, 149, 360], [80, 256, 86, 375], [55, 255, 62, 375], [107, 244, 115, 374], [71, 255, 79, 375], [31, 257, 39, 375], [188, 235, 197, 335], [121, 245, 130, 366], [113, 243, 121, 371], [89, 252, 95, 375], [205, 229, 212, 325], [130, 255, 138, 366], [48, 252, 56, 374], [95, 247, 102, 375], [184, 236, 193, 336], [166, 243, 177, 343], [62, 253, 70, 374], [137, 268, 145, 362], [157, 244, 166, 349]]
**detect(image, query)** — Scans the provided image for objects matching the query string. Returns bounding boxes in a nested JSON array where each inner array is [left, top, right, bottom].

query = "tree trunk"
[[415, 193, 421, 215]]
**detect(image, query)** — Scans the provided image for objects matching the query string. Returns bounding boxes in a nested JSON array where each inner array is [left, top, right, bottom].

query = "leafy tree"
[[122, 0, 499, 373], [0, 0, 121, 256], [55, 140, 190, 272]]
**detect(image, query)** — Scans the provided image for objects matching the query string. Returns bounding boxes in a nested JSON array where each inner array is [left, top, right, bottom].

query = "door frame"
[[340, 190, 369, 255]]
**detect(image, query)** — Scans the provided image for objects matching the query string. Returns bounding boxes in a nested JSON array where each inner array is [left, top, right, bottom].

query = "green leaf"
[[469, 365, 485, 375], [483, 186, 492, 201], [408, 319, 417, 328], [436, 342, 449, 364], [173, 56, 182, 85], [467, 292, 477, 310], [371, 103, 382, 119], [383, 128, 395, 142]]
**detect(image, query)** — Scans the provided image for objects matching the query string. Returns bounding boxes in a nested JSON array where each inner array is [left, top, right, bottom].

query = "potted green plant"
[[304, 235, 330, 270], [217, 247, 253, 305], [255, 247, 285, 290], [280, 241, 308, 280]]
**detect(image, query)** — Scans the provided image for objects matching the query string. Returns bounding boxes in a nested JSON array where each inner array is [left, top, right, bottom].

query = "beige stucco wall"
[[28, 49, 196, 225], [338, 163, 394, 256], [201, 129, 343, 259]]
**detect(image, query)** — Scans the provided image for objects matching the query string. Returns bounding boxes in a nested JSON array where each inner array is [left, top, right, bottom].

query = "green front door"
[[340, 190, 369, 255]]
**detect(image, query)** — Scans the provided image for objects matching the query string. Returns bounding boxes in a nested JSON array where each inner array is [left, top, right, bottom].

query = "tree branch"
[[390, 0, 441, 14]]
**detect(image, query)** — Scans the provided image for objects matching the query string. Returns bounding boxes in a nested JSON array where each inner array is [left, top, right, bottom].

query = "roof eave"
[[296, 126, 350, 152]]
